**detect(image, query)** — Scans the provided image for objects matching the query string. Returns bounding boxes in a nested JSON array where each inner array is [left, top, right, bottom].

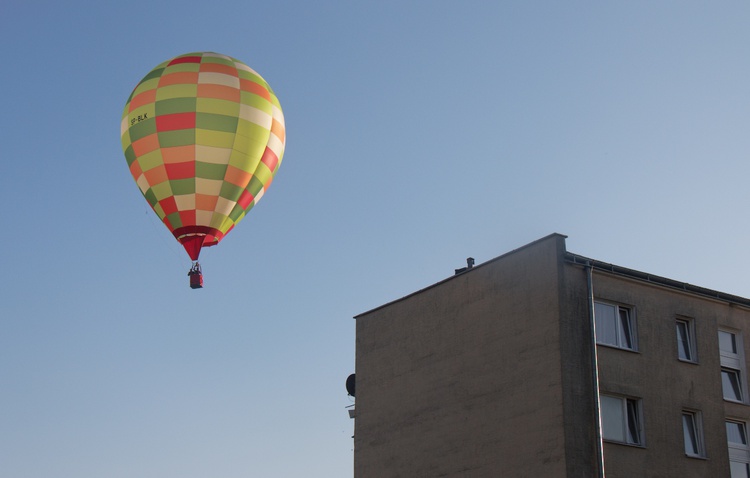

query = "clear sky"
[[2, 1, 750, 477]]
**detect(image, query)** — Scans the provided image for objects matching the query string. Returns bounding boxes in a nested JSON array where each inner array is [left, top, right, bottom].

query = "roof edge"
[[354, 233, 568, 319], [565, 252, 750, 308]]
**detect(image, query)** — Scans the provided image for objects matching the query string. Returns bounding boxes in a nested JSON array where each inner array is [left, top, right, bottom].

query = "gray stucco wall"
[[592, 270, 747, 477], [354, 235, 571, 477], [353, 234, 750, 477]]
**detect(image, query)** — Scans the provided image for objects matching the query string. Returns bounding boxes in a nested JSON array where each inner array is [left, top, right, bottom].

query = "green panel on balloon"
[[166, 63, 200, 74], [166, 212, 183, 229], [156, 98, 197, 115], [137, 150, 164, 172], [142, 67, 165, 83], [253, 164, 273, 186], [196, 129, 235, 149], [123, 145, 136, 166], [170, 178, 195, 195], [131, 78, 159, 98], [247, 176, 264, 198], [209, 212, 229, 230], [153, 203, 165, 219], [156, 84, 198, 101], [197, 98, 240, 116], [158, 130, 195, 148], [128, 117, 157, 142], [219, 182, 243, 201], [196, 162, 227, 180], [239, 92, 272, 112], [151, 182, 173, 202], [197, 113, 238, 134], [143, 189, 158, 207], [228, 204, 245, 221], [237, 69, 264, 83]]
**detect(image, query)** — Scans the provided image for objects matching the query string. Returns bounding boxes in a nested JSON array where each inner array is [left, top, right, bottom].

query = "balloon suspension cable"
[[188, 261, 204, 289]]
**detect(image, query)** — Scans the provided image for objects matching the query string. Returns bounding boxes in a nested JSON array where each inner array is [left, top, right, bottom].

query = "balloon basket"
[[188, 262, 203, 289]]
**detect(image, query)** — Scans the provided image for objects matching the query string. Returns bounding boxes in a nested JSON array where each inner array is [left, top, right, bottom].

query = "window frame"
[[723, 368, 745, 403], [719, 329, 747, 404], [600, 394, 644, 446], [682, 410, 705, 458], [676, 318, 698, 363], [726, 419, 750, 477], [594, 301, 638, 352]]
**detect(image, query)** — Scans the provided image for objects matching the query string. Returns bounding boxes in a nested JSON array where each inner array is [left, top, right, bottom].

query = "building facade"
[[352, 234, 750, 477]]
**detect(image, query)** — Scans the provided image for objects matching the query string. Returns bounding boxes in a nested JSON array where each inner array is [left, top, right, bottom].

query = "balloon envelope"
[[121, 52, 285, 260]]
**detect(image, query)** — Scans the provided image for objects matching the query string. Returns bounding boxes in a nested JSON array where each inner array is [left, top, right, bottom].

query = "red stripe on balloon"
[[156, 113, 196, 132], [165, 162, 195, 180], [260, 147, 278, 172], [168, 56, 202, 66], [179, 210, 196, 225], [237, 190, 254, 209], [159, 196, 179, 216]]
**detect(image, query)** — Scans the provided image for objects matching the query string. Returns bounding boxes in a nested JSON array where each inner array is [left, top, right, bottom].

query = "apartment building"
[[352, 233, 750, 477]]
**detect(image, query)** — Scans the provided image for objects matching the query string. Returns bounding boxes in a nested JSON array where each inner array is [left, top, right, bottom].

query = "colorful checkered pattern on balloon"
[[121, 52, 285, 258]]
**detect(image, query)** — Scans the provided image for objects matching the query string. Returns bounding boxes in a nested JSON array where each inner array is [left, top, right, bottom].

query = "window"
[[682, 410, 705, 457], [721, 331, 738, 355], [730, 462, 750, 478], [727, 420, 750, 477], [724, 369, 744, 402], [600, 394, 643, 445], [719, 329, 746, 403], [595, 302, 636, 351], [728, 421, 748, 446], [676, 318, 697, 362]]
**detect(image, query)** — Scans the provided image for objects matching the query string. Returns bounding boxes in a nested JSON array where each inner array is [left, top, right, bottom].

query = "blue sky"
[[2, 1, 750, 477]]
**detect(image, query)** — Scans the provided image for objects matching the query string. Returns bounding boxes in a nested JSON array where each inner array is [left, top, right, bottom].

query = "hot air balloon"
[[121, 52, 285, 288]]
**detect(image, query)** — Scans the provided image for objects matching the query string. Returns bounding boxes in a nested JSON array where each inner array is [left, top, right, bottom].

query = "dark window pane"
[[723, 369, 743, 401], [720, 331, 737, 354], [626, 399, 640, 444], [677, 321, 692, 361], [683, 413, 698, 455], [727, 421, 747, 445], [619, 309, 633, 349]]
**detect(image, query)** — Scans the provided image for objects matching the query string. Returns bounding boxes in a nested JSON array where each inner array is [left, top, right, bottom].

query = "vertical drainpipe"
[[586, 261, 606, 478]]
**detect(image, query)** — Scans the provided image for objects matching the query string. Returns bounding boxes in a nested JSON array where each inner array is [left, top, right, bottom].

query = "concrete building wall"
[[558, 261, 600, 477], [353, 233, 750, 477], [591, 270, 749, 477], [354, 234, 572, 477]]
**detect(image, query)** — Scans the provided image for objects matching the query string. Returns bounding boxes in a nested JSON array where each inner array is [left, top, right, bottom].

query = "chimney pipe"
[[454, 257, 475, 275]]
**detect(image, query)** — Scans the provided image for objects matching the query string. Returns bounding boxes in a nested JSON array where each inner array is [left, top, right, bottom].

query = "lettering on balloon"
[[130, 113, 148, 126]]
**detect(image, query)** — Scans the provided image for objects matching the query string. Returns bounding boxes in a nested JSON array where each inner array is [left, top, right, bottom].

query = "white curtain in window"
[[730, 461, 750, 478], [595, 303, 618, 346], [600, 395, 624, 442]]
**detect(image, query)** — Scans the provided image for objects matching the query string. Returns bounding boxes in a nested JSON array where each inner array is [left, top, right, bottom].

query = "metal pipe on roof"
[[586, 261, 607, 478]]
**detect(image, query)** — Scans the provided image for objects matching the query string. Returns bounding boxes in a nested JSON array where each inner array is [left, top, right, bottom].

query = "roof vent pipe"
[[454, 257, 475, 275]]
